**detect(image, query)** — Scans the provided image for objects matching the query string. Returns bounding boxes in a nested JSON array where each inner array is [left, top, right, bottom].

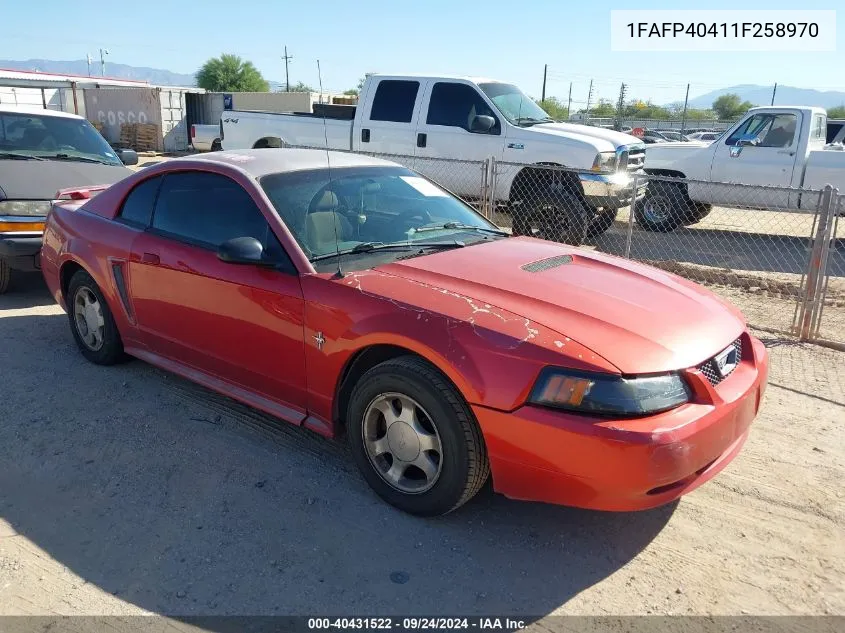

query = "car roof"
[[0, 105, 84, 119], [167, 148, 402, 178]]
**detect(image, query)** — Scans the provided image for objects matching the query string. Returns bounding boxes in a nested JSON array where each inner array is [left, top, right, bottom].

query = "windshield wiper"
[[413, 222, 509, 236], [310, 240, 465, 261], [0, 152, 47, 161], [49, 154, 114, 165], [514, 117, 554, 127]]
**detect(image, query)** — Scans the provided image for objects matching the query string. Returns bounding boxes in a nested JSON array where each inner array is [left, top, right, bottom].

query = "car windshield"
[[478, 83, 554, 126], [0, 111, 122, 165], [259, 166, 506, 272]]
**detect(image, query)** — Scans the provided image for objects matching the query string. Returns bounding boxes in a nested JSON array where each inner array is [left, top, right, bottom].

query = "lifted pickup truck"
[[220, 74, 647, 245], [641, 106, 845, 231]]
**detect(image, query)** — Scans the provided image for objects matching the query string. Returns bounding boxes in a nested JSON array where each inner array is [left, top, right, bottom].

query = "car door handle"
[[417, 133, 427, 148], [361, 128, 370, 143], [141, 252, 160, 265]]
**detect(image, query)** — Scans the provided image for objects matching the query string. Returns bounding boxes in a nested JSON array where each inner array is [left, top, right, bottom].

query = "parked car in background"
[[654, 130, 691, 142], [642, 106, 843, 231], [686, 131, 722, 142], [641, 130, 671, 144], [40, 148, 768, 516], [220, 73, 648, 245], [0, 105, 136, 294], [190, 123, 222, 152]]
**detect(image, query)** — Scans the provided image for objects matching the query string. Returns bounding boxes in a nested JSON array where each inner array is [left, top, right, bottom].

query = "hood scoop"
[[522, 254, 573, 273]]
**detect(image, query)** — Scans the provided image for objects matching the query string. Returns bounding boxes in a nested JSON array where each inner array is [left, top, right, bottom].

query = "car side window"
[[369, 80, 420, 123], [426, 82, 500, 134], [118, 175, 162, 228], [151, 171, 293, 269]]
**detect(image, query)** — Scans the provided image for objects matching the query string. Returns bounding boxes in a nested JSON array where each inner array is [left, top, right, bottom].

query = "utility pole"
[[681, 83, 690, 134], [541, 64, 547, 102], [99, 48, 109, 77], [771, 82, 778, 105], [567, 82, 572, 119], [615, 82, 628, 131], [86, 54, 93, 76], [585, 79, 594, 119], [282, 46, 293, 92]]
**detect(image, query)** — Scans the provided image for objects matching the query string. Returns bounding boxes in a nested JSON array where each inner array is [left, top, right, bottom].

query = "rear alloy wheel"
[[347, 356, 489, 516], [0, 258, 10, 294], [67, 270, 126, 365]]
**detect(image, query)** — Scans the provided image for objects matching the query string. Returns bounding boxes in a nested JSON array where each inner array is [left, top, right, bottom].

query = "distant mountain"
[[0, 59, 198, 87], [687, 84, 845, 110]]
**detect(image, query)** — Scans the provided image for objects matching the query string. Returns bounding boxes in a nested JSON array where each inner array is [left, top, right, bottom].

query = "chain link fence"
[[284, 144, 843, 348]]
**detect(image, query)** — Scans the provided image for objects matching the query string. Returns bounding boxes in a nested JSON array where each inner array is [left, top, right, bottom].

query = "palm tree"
[[196, 54, 269, 92]]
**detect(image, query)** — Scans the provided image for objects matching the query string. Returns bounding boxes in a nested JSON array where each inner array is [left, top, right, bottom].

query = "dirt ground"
[[0, 273, 842, 622]]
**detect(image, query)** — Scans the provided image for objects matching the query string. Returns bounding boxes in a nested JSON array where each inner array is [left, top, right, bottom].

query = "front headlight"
[[0, 200, 52, 216], [591, 151, 617, 173], [529, 368, 690, 417]]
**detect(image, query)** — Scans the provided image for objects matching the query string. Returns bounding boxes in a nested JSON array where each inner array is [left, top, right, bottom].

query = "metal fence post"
[[797, 185, 835, 340], [624, 174, 639, 259], [479, 158, 490, 218], [488, 156, 498, 221]]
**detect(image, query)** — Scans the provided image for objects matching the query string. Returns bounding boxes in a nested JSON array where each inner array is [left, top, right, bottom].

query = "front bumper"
[[0, 234, 43, 271], [579, 171, 648, 209], [473, 332, 769, 511]]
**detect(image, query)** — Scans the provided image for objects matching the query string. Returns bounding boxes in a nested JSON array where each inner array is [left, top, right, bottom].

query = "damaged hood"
[[377, 237, 745, 373]]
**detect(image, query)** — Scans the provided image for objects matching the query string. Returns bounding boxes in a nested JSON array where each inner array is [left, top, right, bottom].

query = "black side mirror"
[[114, 148, 139, 165], [217, 236, 271, 266], [470, 115, 496, 134]]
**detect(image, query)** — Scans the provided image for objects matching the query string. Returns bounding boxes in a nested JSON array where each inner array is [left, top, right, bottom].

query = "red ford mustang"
[[41, 149, 769, 516]]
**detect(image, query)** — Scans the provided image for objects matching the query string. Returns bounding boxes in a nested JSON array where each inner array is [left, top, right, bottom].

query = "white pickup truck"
[[640, 106, 845, 231], [220, 74, 647, 245], [190, 123, 222, 152]]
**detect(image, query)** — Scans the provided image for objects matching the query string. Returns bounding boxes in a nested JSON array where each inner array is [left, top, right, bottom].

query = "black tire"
[[635, 181, 689, 232], [346, 356, 489, 516], [586, 207, 620, 238], [513, 188, 590, 246], [66, 270, 126, 365], [211, 139, 222, 151], [0, 258, 10, 295], [681, 202, 712, 226]]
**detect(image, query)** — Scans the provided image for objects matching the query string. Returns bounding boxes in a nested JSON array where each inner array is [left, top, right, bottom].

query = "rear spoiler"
[[54, 185, 111, 201]]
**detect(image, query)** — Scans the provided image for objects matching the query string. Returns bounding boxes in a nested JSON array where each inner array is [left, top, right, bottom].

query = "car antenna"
[[318, 59, 344, 279]]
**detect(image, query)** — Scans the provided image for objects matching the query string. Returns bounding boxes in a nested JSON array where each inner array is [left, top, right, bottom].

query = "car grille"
[[697, 338, 743, 386], [626, 147, 646, 172]]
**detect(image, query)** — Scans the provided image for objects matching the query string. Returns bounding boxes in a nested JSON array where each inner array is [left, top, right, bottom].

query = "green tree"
[[289, 81, 315, 93], [712, 93, 754, 119], [196, 54, 269, 92], [538, 97, 568, 120], [344, 74, 373, 97], [588, 99, 617, 117], [827, 105, 845, 119]]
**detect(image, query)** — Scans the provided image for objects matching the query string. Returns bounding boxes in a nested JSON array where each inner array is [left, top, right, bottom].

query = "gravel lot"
[[0, 273, 843, 622]]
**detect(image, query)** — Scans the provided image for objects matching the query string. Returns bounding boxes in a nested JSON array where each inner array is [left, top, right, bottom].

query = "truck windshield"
[[260, 166, 506, 270], [478, 83, 554, 126], [0, 112, 122, 166]]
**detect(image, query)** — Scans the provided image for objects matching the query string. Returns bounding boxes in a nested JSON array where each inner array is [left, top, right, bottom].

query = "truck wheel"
[[586, 207, 620, 238], [0, 259, 10, 295], [211, 139, 222, 151], [682, 203, 712, 226], [346, 356, 489, 517], [518, 189, 590, 246], [635, 181, 687, 232]]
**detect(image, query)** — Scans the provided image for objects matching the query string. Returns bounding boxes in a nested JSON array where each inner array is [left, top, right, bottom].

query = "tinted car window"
[[426, 82, 499, 133], [118, 176, 161, 227], [369, 80, 419, 123], [152, 171, 290, 264]]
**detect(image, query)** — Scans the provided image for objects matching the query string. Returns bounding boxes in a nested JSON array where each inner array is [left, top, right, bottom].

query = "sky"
[[2, 0, 842, 106]]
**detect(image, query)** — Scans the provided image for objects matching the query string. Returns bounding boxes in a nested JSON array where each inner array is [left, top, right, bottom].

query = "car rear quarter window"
[[118, 175, 162, 227], [369, 80, 420, 123], [151, 171, 293, 268]]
